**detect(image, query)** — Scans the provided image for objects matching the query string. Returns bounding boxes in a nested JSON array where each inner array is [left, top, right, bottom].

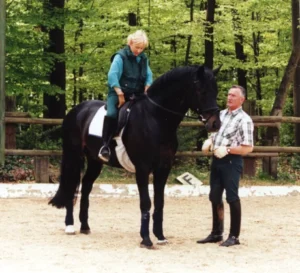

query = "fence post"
[[242, 100, 256, 177], [5, 97, 16, 149], [34, 156, 49, 183]]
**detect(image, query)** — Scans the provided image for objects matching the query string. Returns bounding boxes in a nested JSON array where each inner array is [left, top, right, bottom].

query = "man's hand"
[[202, 138, 213, 153], [214, 147, 228, 158]]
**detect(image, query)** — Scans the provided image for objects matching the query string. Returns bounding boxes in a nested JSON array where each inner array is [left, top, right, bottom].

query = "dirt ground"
[[0, 195, 299, 273]]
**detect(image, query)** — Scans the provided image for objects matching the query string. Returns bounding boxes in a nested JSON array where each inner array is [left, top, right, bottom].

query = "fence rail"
[[5, 115, 300, 126], [5, 147, 300, 157], [3, 114, 300, 182]]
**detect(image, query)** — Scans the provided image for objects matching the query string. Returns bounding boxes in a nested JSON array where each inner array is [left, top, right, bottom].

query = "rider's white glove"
[[214, 146, 228, 159], [202, 138, 213, 153]]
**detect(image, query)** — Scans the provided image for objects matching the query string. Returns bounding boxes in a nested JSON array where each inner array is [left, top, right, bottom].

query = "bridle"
[[199, 107, 220, 124], [146, 94, 219, 124]]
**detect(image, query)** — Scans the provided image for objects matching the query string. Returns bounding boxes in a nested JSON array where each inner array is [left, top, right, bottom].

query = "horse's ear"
[[197, 65, 205, 78], [213, 64, 223, 76]]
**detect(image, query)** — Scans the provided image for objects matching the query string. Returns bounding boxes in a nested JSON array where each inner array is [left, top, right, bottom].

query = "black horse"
[[49, 65, 221, 247]]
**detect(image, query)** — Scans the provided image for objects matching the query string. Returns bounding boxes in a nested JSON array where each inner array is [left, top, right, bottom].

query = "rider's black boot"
[[98, 116, 117, 162]]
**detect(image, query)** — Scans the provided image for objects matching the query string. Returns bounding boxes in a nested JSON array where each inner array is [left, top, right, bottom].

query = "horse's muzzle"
[[200, 108, 221, 132]]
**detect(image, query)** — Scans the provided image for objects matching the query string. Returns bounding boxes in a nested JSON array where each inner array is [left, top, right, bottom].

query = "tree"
[[232, 7, 247, 96], [204, 0, 216, 69], [43, 0, 66, 119], [292, 0, 300, 146]]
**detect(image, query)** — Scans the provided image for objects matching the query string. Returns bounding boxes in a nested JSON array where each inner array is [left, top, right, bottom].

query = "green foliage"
[[6, 0, 293, 111], [0, 156, 35, 182], [4, 0, 298, 163], [257, 170, 296, 184], [291, 154, 300, 170], [16, 125, 62, 150]]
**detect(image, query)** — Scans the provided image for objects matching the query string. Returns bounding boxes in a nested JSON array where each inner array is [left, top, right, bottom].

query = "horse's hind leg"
[[152, 166, 171, 244], [79, 156, 102, 234], [54, 153, 82, 235]]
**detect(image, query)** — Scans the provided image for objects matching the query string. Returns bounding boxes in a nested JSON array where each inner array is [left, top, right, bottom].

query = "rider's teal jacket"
[[108, 46, 153, 95]]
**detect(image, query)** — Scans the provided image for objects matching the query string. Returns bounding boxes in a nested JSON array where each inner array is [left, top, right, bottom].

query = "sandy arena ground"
[[0, 195, 299, 273]]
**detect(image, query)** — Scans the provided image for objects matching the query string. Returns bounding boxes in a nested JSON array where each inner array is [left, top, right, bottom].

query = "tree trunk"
[[190, 0, 194, 21], [43, 0, 66, 119], [128, 12, 137, 26], [204, 0, 216, 69], [185, 1, 194, 66], [77, 19, 87, 103], [264, 36, 300, 178], [269, 39, 300, 117], [232, 8, 247, 97], [291, 0, 300, 146], [185, 35, 192, 65], [0, 0, 6, 165]]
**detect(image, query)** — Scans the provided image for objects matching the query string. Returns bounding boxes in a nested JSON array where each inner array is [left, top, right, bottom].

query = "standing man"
[[197, 85, 254, 247]]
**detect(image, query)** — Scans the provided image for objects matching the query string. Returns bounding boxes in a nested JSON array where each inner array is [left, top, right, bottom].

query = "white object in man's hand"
[[214, 147, 228, 158], [202, 138, 213, 153]]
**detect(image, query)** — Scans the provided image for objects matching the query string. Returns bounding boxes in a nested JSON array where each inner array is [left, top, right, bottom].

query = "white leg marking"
[[157, 239, 168, 245], [65, 225, 76, 235]]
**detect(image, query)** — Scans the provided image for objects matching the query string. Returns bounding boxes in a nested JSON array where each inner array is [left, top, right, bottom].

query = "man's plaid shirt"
[[211, 107, 254, 148]]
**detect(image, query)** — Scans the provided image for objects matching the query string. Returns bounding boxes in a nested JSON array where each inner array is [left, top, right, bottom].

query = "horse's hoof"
[[80, 229, 91, 235], [65, 225, 76, 235], [140, 238, 153, 249], [157, 239, 168, 245]]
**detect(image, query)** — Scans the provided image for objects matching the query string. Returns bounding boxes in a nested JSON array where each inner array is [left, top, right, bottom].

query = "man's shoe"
[[197, 233, 223, 244], [220, 236, 240, 247], [98, 146, 110, 162]]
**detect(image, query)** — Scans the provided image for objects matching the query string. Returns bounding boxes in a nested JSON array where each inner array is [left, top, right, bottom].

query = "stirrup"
[[98, 146, 111, 162]]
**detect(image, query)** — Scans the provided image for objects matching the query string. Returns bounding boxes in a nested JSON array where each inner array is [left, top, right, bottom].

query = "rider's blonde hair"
[[127, 30, 149, 48]]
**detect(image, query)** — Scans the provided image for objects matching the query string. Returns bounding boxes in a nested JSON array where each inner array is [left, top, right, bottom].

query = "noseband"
[[199, 108, 219, 124]]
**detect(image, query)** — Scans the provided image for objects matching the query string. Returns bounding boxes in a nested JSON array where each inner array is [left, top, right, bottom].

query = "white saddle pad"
[[89, 106, 106, 137], [88, 106, 135, 173], [114, 130, 136, 173]]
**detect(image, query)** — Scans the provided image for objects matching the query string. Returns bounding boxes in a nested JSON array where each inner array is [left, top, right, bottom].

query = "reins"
[[146, 94, 218, 122], [146, 95, 189, 118]]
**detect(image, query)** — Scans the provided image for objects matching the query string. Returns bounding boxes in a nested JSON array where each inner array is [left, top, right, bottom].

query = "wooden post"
[[5, 97, 17, 149], [34, 156, 49, 183], [242, 100, 256, 177], [0, 0, 6, 165]]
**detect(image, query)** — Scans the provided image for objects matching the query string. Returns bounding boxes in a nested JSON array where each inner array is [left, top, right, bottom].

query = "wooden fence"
[[3, 113, 300, 182]]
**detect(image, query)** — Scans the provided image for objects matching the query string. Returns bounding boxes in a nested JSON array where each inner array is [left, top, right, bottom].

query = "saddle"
[[115, 93, 145, 135]]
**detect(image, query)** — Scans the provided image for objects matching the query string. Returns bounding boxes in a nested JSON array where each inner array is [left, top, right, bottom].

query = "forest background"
[[2, 0, 300, 184]]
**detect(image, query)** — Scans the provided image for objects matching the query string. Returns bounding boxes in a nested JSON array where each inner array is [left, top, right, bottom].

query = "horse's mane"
[[147, 65, 213, 98], [147, 66, 195, 96]]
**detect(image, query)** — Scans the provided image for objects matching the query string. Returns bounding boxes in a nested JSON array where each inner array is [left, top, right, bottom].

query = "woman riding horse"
[[98, 30, 153, 162]]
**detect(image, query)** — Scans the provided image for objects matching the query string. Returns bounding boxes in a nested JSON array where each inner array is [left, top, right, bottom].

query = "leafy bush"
[[0, 156, 35, 182]]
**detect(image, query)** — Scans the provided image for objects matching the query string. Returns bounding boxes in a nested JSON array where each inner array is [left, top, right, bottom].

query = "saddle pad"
[[88, 106, 106, 137], [88, 108, 135, 173], [114, 130, 136, 173]]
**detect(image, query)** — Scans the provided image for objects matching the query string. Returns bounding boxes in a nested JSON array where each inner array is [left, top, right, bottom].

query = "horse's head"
[[188, 65, 221, 132]]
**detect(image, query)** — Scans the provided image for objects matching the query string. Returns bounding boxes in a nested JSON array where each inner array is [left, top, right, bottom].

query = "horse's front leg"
[[136, 169, 152, 248], [152, 166, 171, 244]]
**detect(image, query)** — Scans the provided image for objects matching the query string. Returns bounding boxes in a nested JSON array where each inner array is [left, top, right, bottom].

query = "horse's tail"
[[49, 115, 84, 208]]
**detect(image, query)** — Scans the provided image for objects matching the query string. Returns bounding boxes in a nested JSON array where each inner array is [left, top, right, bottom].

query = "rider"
[[98, 30, 153, 162]]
